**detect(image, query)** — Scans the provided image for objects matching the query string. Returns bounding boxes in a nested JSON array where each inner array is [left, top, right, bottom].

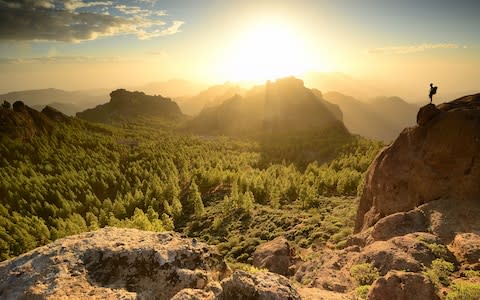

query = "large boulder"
[[450, 233, 480, 266], [252, 236, 295, 276], [370, 209, 427, 241], [0, 227, 302, 300], [0, 227, 230, 299], [355, 93, 480, 232], [220, 270, 301, 300], [357, 232, 454, 275], [368, 271, 439, 300]]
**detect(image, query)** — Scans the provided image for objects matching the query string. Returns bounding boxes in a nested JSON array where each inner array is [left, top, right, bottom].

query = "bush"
[[355, 285, 371, 299], [447, 281, 480, 300], [463, 270, 480, 278], [350, 263, 380, 285], [425, 242, 449, 259], [424, 258, 455, 287]]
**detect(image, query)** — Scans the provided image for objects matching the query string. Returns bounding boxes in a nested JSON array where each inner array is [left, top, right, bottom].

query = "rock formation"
[[252, 236, 298, 276], [76, 89, 184, 123], [0, 227, 300, 299], [355, 93, 480, 232], [294, 94, 480, 299]]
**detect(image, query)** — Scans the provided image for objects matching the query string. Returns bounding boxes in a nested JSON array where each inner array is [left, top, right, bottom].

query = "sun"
[[220, 21, 315, 83]]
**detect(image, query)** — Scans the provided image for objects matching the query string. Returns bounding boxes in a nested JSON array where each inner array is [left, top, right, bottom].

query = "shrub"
[[227, 261, 267, 273], [424, 258, 455, 287], [447, 281, 480, 300], [463, 270, 480, 278], [425, 242, 449, 259], [350, 263, 380, 285], [355, 285, 371, 299]]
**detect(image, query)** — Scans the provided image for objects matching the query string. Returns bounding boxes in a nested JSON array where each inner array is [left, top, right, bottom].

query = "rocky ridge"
[[0, 101, 71, 139]]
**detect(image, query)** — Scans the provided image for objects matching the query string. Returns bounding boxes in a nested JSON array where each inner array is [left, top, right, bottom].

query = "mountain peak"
[[76, 89, 184, 123]]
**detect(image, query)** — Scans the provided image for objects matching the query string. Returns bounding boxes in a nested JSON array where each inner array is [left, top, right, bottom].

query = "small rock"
[[252, 236, 296, 276]]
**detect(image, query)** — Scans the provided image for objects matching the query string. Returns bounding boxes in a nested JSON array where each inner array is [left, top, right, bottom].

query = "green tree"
[[187, 179, 204, 216]]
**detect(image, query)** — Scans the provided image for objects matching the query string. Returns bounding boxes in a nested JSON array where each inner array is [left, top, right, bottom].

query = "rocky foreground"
[[2, 93, 480, 299], [292, 94, 480, 299], [0, 227, 300, 299]]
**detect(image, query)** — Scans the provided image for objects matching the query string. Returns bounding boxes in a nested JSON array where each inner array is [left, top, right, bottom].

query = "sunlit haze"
[[0, 0, 479, 100]]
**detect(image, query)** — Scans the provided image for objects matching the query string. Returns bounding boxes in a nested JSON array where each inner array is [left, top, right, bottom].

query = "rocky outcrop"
[[368, 271, 439, 300], [355, 93, 480, 232], [0, 227, 300, 300], [294, 94, 480, 299], [76, 89, 184, 123], [369, 209, 427, 241], [0, 101, 54, 139], [252, 236, 297, 276], [450, 233, 480, 266], [356, 232, 455, 275], [220, 270, 300, 300]]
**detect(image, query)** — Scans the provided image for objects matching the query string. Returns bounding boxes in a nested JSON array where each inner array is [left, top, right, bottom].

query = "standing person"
[[429, 83, 438, 103]]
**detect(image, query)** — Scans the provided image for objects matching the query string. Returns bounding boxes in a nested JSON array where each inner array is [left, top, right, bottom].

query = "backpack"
[[432, 86, 438, 95]]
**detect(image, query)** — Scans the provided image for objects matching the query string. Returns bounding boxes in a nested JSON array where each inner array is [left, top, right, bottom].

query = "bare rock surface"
[[450, 233, 480, 266], [0, 227, 300, 300], [370, 209, 427, 241], [220, 270, 301, 300], [368, 271, 439, 300], [357, 232, 453, 274]]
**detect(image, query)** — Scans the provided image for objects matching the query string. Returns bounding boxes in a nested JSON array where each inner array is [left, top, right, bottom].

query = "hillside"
[[76, 89, 184, 123], [0, 101, 70, 139], [0, 88, 107, 115], [323, 92, 418, 142]]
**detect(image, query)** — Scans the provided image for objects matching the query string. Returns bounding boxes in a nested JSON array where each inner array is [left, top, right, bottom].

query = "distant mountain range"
[[76, 89, 184, 123], [323, 92, 419, 141], [0, 88, 107, 116], [175, 83, 245, 116], [135, 79, 206, 99], [2, 76, 421, 141], [184, 77, 346, 137]]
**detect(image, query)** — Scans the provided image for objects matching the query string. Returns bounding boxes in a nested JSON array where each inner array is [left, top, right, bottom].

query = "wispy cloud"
[[0, 0, 183, 42], [0, 56, 121, 64], [368, 43, 460, 54]]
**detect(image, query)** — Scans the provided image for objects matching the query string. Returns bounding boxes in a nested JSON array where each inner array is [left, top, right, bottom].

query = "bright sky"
[[0, 0, 479, 98]]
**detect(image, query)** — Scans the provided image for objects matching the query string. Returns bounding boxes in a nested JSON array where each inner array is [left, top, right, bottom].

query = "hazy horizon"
[[1, 0, 479, 101]]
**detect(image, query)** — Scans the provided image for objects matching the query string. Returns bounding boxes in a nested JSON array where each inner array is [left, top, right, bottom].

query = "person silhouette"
[[429, 83, 438, 103]]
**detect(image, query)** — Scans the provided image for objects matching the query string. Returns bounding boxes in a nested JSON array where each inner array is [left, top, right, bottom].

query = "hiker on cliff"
[[429, 83, 438, 103]]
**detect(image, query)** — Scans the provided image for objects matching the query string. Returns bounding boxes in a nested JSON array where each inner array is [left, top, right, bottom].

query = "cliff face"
[[355, 93, 480, 232], [293, 94, 480, 299], [0, 227, 300, 300]]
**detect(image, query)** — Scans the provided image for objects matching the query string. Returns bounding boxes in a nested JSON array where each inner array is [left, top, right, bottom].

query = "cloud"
[[0, 0, 183, 42], [0, 55, 121, 64], [368, 43, 460, 54]]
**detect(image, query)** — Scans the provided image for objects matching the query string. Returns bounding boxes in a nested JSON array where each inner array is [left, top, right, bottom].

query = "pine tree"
[[188, 179, 204, 216]]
